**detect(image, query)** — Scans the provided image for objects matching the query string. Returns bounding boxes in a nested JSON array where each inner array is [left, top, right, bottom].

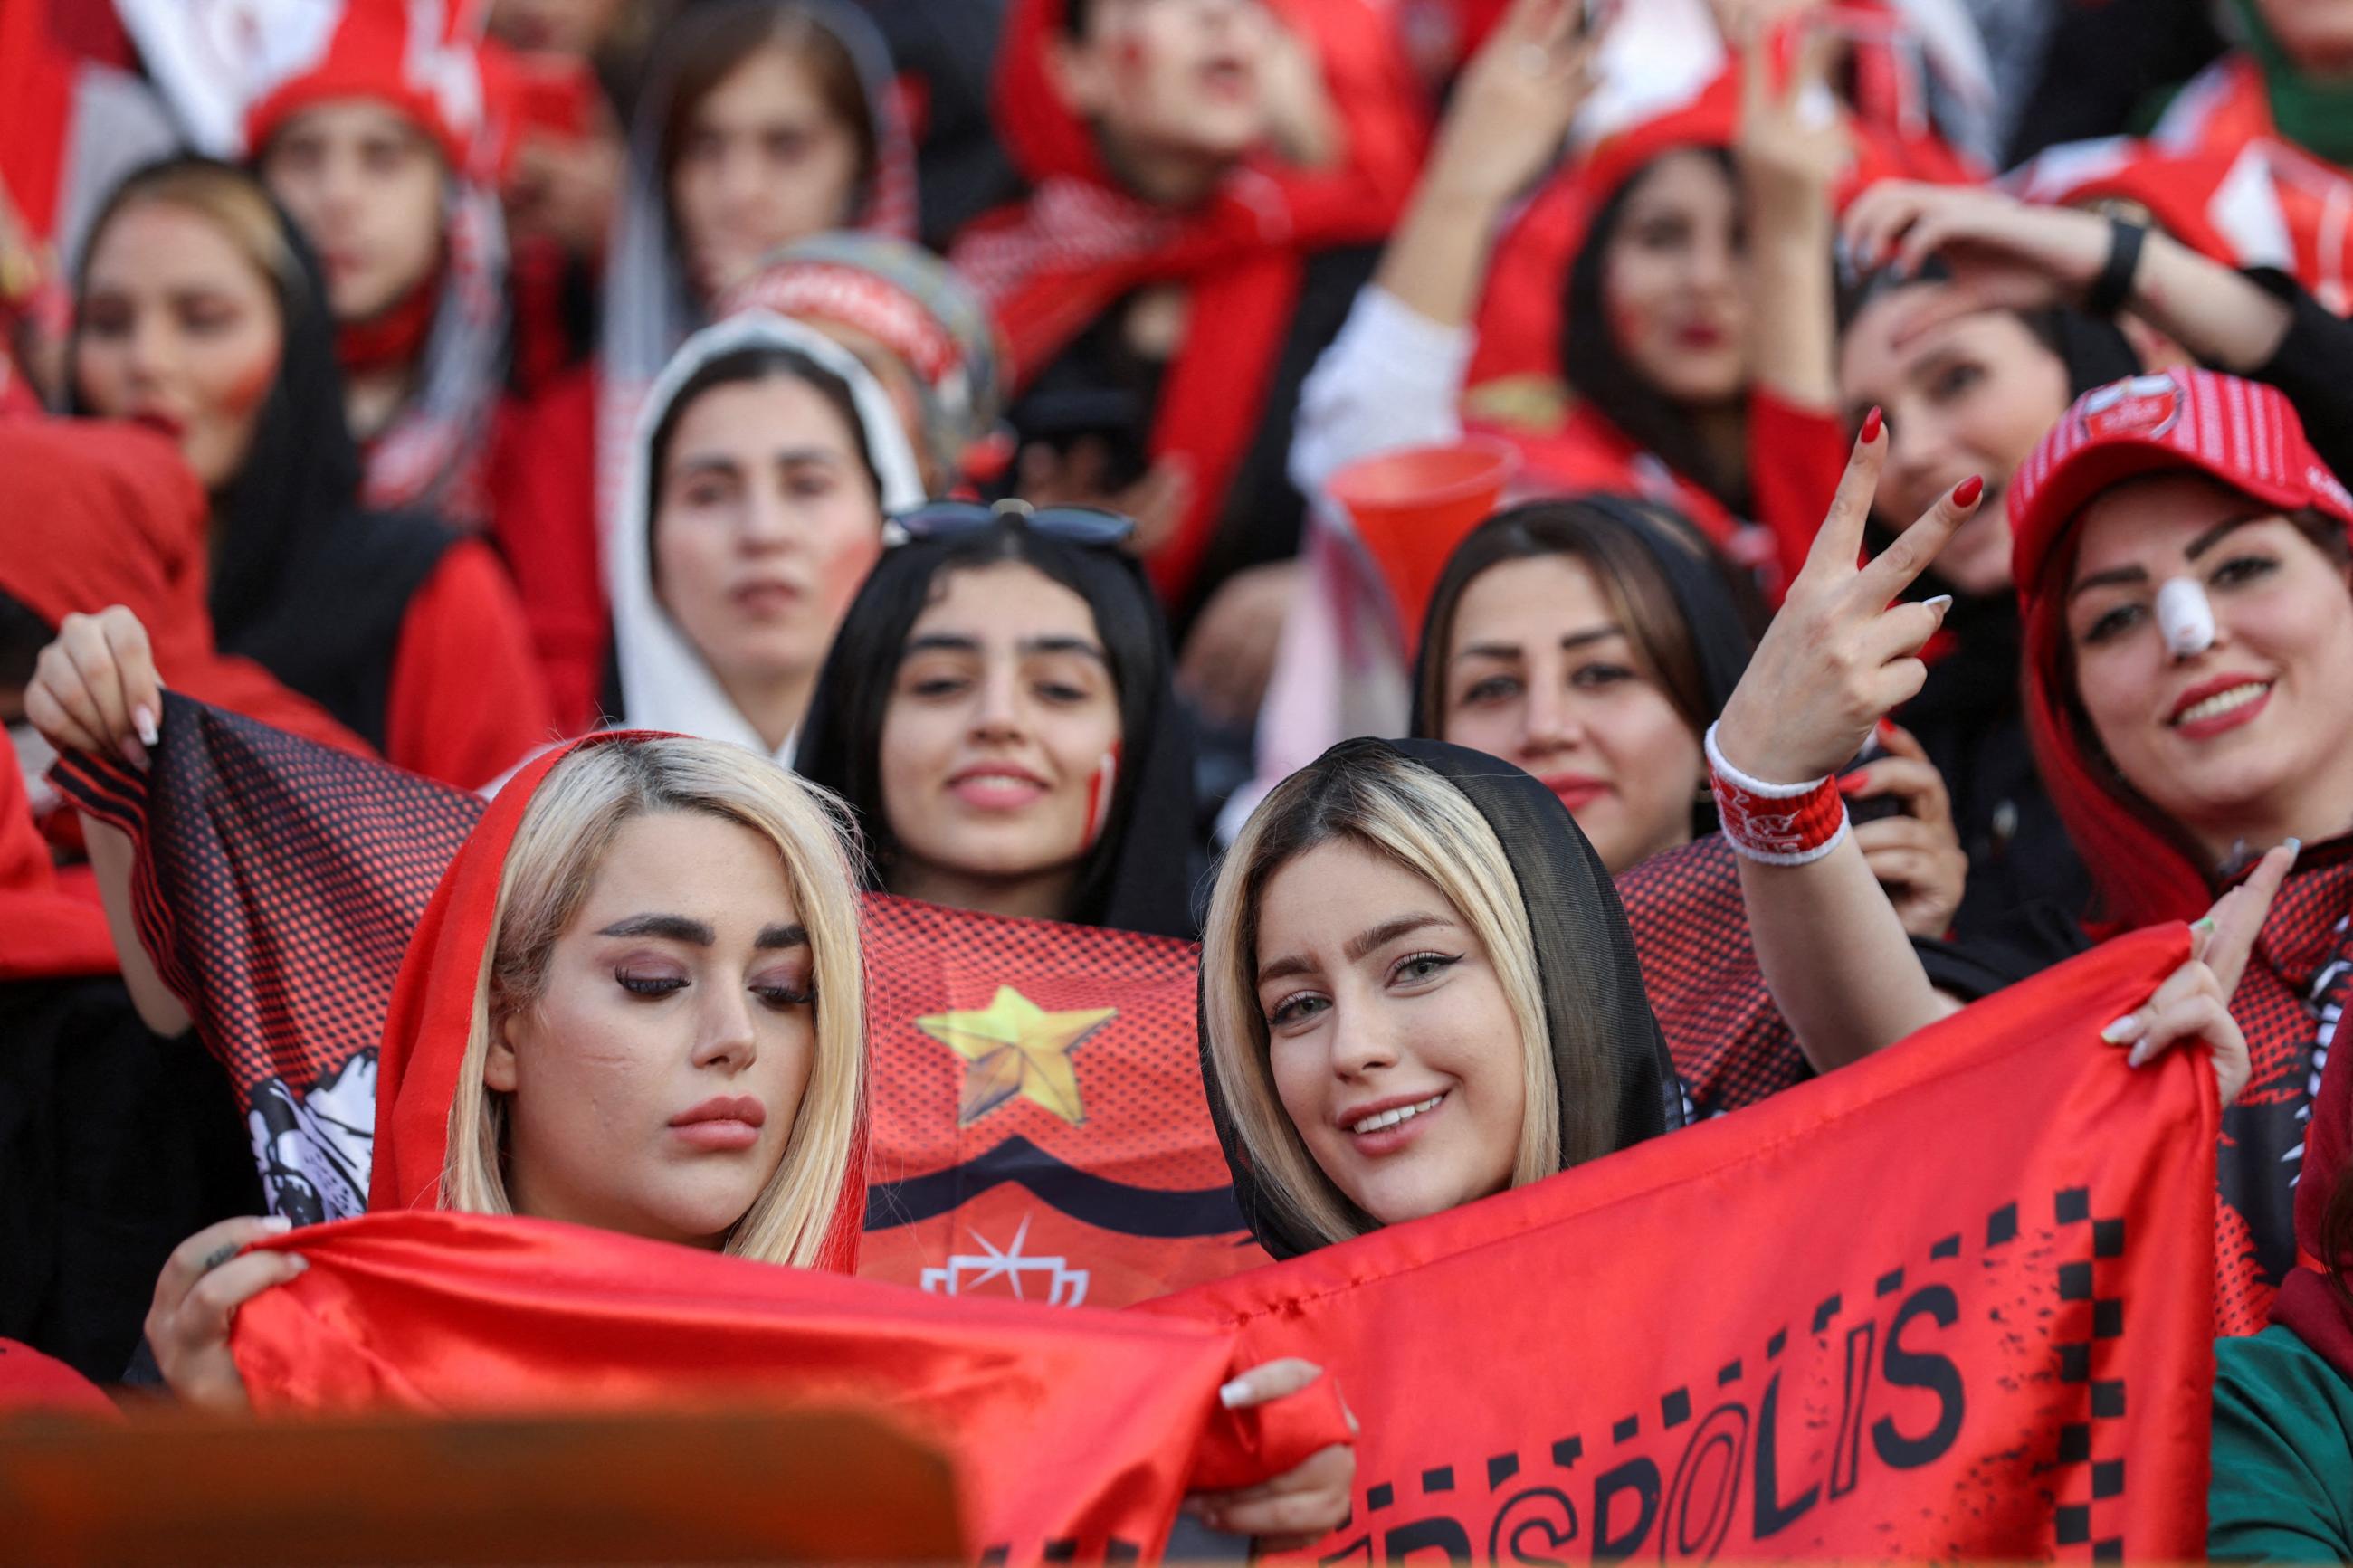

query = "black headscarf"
[[69, 157, 453, 751], [792, 519, 1198, 938], [1203, 736, 1685, 1259]]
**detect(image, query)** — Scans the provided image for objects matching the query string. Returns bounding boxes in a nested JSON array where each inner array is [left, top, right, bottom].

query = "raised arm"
[[1708, 417, 1971, 1069]]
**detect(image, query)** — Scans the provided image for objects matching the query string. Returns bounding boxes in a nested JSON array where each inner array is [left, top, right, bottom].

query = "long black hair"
[[792, 519, 1196, 937], [1561, 147, 1749, 515]]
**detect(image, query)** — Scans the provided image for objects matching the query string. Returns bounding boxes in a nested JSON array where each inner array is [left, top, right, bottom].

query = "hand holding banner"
[[1148, 928, 2218, 1560]]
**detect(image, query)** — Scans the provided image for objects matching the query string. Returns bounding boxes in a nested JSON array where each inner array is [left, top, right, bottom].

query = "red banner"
[[860, 896, 1267, 1307], [229, 1210, 1344, 1561], [1146, 929, 2218, 1560]]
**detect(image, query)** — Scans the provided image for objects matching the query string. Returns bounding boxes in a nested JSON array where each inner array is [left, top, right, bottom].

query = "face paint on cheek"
[[1111, 32, 1151, 85], [218, 351, 281, 419], [1082, 741, 1121, 849], [2156, 576, 2217, 659]]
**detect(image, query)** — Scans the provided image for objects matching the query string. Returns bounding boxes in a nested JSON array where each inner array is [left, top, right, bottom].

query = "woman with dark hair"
[[2210, 1024, 2353, 1557], [1830, 176, 2353, 940], [1410, 499, 1758, 872], [607, 312, 926, 758], [67, 157, 551, 792], [1709, 370, 2349, 1334], [1289, 0, 1972, 600], [795, 506, 1197, 937], [492, 0, 918, 728]]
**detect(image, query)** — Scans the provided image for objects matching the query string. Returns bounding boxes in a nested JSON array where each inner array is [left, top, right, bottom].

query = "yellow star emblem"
[[915, 985, 1118, 1126]]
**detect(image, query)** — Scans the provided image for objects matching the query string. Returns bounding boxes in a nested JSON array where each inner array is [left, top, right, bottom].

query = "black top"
[[1202, 737, 1685, 1260]]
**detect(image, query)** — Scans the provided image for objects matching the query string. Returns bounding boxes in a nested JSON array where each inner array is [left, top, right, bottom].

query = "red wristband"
[[1705, 724, 1850, 865]]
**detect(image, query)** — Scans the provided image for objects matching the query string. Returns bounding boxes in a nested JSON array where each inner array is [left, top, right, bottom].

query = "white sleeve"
[[1286, 285, 1474, 503]]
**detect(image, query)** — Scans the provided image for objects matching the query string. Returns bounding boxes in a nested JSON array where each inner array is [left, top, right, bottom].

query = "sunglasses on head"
[[888, 498, 1136, 548]]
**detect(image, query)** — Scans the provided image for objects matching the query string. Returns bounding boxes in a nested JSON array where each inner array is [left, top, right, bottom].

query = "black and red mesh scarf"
[[52, 698, 1261, 1304]]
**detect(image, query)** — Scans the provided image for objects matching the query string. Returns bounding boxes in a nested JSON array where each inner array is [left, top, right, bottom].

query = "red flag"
[[230, 1209, 1346, 1561], [1147, 928, 2217, 1559], [860, 896, 1267, 1307]]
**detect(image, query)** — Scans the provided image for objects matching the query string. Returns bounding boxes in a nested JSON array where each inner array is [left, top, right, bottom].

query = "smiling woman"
[[795, 508, 1199, 936], [1199, 736, 1683, 1258]]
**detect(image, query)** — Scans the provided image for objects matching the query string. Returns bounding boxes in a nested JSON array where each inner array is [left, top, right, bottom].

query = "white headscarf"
[[605, 310, 925, 764]]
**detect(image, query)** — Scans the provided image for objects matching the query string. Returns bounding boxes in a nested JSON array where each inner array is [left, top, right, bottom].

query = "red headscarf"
[[367, 731, 867, 1275], [0, 727, 113, 984], [1461, 67, 1972, 584], [2008, 368, 2353, 929], [0, 421, 367, 757], [952, 0, 1425, 601]]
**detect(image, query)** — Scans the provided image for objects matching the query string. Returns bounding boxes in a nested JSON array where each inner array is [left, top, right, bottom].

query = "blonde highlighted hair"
[[443, 738, 867, 1269], [1200, 747, 1559, 1250], [76, 158, 304, 311]]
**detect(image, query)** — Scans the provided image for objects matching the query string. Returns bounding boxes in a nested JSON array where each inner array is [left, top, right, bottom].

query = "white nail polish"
[[2100, 1017, 2139, 1044], [1922, 594, 1953, 614], [260, 1215, 293, 1233], [133, 705, 159, 747], [1218, 1378, 1253, 1410]]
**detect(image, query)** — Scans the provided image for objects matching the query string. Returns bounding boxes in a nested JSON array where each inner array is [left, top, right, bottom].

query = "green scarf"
[[2234, 0, 2353, 166]]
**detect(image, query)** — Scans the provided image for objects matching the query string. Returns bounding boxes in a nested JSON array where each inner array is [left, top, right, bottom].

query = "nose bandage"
[[2155, 577, 2215, 659]]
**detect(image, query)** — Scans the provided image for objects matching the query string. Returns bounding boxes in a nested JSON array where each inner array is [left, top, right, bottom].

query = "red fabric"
[[0, 0, 132, 243], [364, 730, 865, 1269], [954, 0, 1424, 601], [1150, 927, 2216, 1560], [2272, 894, 2353, 1373], [484, 366, 606, 733], [1710, 766, 1846, 860], [0, 420, 369, 756], [0, 1338, 119, 1418], [337, 268, 442, 378], [382, 538, 559, 791], [2011, 369, 2353, 929], [859, 896, 1266, 1307], [0, 727, 113, 983], [228, 1209, 1347, 1560]]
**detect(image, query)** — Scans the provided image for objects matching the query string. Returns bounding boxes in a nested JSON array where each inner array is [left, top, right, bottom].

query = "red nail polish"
[[1836, 774, 1870, 796], [1860, 405, 1882, 445], [1951, 474, 1983, 508], [1875, 717, 1897, 742]]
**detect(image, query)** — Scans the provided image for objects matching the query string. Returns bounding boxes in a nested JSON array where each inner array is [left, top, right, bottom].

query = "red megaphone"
[[1326, 437, 1519, 653]]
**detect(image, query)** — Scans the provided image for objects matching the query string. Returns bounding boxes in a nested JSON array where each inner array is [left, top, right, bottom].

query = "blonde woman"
[[137, 732, 872, 1409], [1200, 737, 1687, 1258]]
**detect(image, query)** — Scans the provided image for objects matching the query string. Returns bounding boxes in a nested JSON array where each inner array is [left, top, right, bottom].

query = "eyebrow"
[[901, 632, 1109, 661], [596, 915, 807, 950], [2067, 512, 2272, 600], [1255, 913, 1453, 987], [1453, 626, 1624, 663]]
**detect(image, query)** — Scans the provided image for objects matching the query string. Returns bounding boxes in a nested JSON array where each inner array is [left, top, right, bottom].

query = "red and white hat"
[[2009, 367, 2353, 595]]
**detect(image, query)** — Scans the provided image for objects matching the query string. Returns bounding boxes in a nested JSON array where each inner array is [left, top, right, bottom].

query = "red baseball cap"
[[2008, 367, 2353, 596]]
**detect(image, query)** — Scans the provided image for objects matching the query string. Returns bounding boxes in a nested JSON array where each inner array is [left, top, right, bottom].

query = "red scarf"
[[0, 421, 367, 756], [952, 0, 1424, 601], [336, 267, 443, 381]]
